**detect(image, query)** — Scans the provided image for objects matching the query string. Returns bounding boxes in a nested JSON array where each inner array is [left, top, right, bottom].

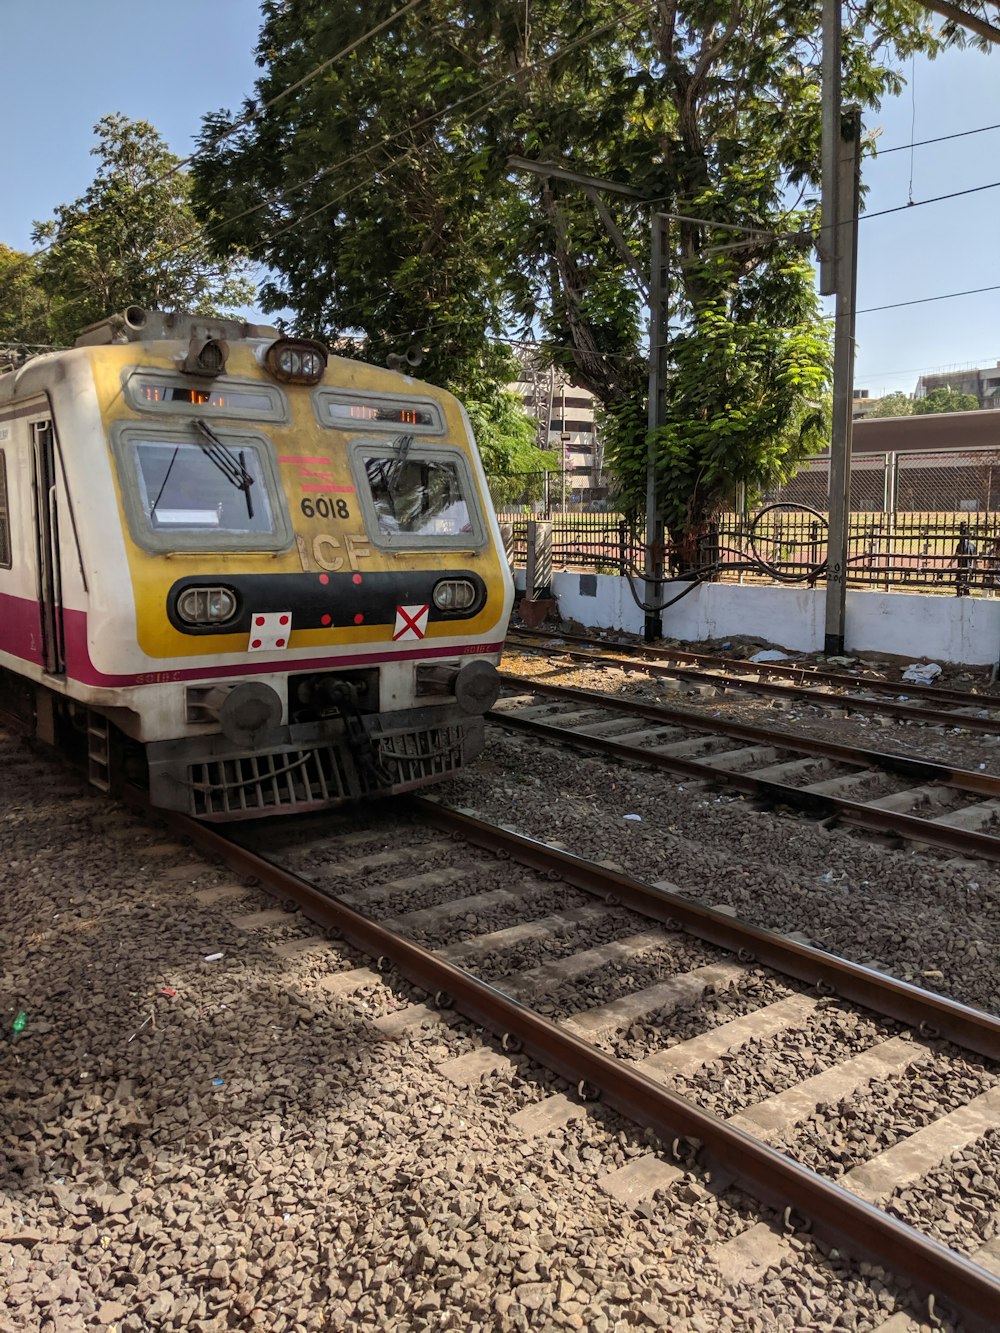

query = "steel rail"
[[510, 626, 999, 710], [163, 802, 1000, 1330], [413, 803, 1000, 1061], [491, 706, 1000, 863], [508, 631, 1000, 733], [498, 674, 1000, 796]]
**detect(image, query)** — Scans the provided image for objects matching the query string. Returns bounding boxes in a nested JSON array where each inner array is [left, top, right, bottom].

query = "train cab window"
[[350, 442, 485, 550], [0, 450, 10, 568], [112, 426, 292, 553]]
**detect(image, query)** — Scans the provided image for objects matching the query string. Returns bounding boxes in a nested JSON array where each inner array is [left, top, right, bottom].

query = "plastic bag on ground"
[[901, 663, 942, 685]]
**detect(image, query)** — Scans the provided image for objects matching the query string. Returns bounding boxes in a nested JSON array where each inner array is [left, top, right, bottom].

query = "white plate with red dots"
[[247, 612, 292, 651]]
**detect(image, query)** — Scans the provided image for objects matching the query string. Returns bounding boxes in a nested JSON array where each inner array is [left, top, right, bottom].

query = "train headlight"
[[264, 337, 328, 385], [432, 579, 478, 612], [177, 586, 238, 626]]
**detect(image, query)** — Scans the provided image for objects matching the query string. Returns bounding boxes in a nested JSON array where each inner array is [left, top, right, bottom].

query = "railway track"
[[163, 797, 1000, 1330], [488, 675, 1000, 864], [508, 627, 1000, 734]]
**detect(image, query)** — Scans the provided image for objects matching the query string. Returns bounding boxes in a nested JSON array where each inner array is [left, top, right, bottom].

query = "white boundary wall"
[[515, 570, 1000, 666]]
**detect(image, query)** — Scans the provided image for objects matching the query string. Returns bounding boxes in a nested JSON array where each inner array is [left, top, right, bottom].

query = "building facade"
[[915, 362, 1000, 409], [510, 353, 604, 498]]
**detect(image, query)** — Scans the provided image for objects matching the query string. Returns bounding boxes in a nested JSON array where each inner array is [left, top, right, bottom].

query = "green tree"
[[33, 115, 255, 345], [464, 388, 557, 477], [466, 388, 557, 508], [865, 391, 914, 417], [913, 386, 981, 413], [191, 0, 946, 545], [0, 245, 52, 350]]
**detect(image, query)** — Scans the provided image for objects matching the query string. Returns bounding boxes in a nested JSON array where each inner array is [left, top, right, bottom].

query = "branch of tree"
[[922, 0, 1000, 44]]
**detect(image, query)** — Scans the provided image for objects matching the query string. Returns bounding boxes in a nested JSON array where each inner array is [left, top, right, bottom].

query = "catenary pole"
[[824, 108, 861, 656], [820, 0, 861, 656], [644, 215, 669, 642], [507, 157, 672, 641], [819, 0, 841, 299]]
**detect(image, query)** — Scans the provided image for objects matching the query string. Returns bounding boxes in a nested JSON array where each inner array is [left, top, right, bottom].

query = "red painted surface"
[[0, 591, 45, 666]]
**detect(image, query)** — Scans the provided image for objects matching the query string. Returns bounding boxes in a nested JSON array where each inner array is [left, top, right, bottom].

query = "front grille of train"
[[376, 724, 465, 786], [186, 724, 466, 816], [188, 744, 355, 817]]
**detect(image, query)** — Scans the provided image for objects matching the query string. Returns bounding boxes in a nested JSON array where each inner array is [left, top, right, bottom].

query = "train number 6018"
[[301, 496, 350, 520]]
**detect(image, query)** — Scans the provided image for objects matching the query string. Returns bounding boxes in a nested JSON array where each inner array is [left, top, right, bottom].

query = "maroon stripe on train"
[[0, 592, 503, 688]]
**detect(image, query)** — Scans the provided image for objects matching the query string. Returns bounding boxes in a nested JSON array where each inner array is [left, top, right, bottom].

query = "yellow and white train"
[[0, 308, 512, 818]]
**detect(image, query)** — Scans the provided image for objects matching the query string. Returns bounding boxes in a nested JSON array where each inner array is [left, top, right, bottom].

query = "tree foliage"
[[192, 0, 953, 542], [32, 115, 255, 345], [865, 390, 914, 417], [914, 386, 981, 413], [0, 246, 52, 350], [464, 388, 557, 478], [922, 0, 1000, 50]]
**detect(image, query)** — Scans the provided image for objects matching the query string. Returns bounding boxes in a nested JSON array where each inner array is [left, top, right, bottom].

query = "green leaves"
[[186, 0, 957, 540], [865, 390, 914, 417], [913, 387, 981, 414], [30, 115, 255, 345], [0, 246, 52, 349]]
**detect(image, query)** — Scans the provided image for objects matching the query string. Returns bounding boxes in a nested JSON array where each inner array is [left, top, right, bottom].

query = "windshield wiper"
[[193, 419, 255, 520], [384, 431, 414, 496], [150, 446, 180, 514], [392, 431, 414, 463]]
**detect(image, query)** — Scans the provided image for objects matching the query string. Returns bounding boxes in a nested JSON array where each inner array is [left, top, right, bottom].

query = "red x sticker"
[[393, 604, 429, 640]]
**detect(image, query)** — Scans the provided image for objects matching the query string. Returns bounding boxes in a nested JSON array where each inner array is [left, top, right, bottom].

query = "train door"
[[30, 418, 65, 675]]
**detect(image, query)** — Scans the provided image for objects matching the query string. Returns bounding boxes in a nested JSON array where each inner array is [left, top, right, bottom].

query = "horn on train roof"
[[386, 344, 425, 371]]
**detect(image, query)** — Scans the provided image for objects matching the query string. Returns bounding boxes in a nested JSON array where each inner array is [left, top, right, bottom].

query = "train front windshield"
[[365, 456, 472, 536], [351, 444, 486, 548], [112, 424, 292, 553], [133, 439, 275, 534]]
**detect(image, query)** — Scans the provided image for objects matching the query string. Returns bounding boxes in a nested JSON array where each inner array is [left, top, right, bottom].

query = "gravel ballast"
[[0, 720, 986, 1332], [450, 695, 1000, 1017]]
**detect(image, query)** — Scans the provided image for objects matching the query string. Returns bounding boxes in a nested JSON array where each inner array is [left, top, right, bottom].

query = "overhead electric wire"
[[877, 121, 1000, 154], [858, 351, 1000, 382], [33, 3, 655, 328], [24, 7, 1000, 349], [857, 282, 1000, 315], [862, 177, 1000, 220], [150, 1, 657, 270]]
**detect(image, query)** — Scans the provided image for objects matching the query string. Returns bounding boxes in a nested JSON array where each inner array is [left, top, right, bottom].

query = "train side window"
[[0, 450, 10, 568]]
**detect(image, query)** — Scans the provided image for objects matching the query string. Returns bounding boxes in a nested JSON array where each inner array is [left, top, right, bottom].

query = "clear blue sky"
[[1, 3, 997, 397]]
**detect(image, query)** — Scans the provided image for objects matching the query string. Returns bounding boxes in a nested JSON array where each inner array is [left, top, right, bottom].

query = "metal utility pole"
[[823, 114, 861, 656], [819, 0, 861, 657], [645, 215, 670, 642], [818, 0, 841, 300], [560, 382, 568, 510]]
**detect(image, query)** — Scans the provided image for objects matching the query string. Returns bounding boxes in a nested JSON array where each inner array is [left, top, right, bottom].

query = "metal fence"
[[488, 448, 1000, 596], [489, 470, 614, 512], [774, 449, 1000, 515]]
